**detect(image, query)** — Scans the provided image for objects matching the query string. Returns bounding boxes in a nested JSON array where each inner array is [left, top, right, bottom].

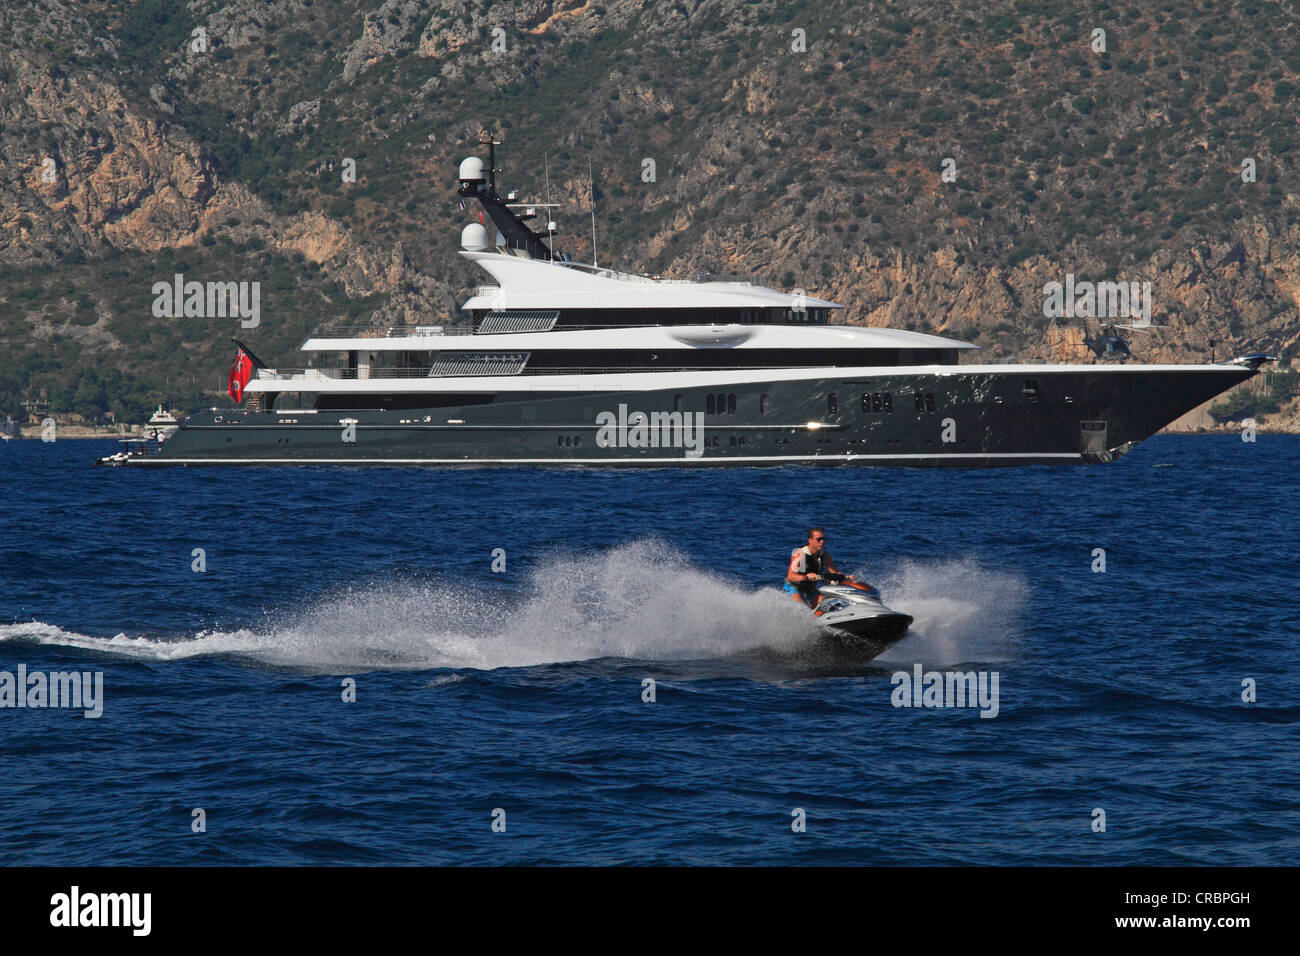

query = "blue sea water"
[[0, 435, 1296, 866]]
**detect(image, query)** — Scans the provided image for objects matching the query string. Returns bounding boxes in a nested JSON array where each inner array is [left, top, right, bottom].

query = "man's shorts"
[[782, 580, 818, 609]]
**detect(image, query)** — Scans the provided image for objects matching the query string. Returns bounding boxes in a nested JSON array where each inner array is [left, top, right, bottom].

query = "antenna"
[[478, 130, 501, 196], [545, 153, 556, 263], [588, 157, 597, 269]]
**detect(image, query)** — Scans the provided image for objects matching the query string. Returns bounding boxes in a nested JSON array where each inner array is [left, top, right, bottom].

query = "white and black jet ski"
[[794, 573, 913, 660]]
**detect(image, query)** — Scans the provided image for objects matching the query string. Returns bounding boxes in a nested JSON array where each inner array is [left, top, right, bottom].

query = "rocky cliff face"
[[824, 221, 1300, 364], [2, 51, 217, 258], [2, 0, 1298, 419], [0, 1, 448, 323]]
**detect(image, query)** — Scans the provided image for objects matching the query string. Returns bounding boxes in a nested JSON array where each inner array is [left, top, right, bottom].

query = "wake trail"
[[1, 541, 1026, 673]]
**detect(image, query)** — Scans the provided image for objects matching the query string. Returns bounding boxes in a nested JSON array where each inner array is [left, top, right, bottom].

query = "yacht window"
[[727, 393, 736, 415], [707, 394, 716, 415], [872, 393, 882, 413], [914, 393, 925, 412], [925, 393, 936, 412], [673, 394, 682, 412], [760, 393, 769, 415], [883, 392, 893, 413], [828, 392, 838, 415]]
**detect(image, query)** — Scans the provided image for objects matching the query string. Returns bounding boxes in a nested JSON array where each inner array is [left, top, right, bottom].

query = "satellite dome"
[[461, 222, 490, 251], [458, 156, 486, 184]]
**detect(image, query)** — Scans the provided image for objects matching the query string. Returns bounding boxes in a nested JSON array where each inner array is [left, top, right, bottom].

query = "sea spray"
[[0, 542, 1027, 674], [867, 556, 1028, 667]]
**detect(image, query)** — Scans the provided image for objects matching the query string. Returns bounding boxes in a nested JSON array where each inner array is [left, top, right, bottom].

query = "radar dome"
[[458, 156, 486, 184], [461, 222, 490, 251]]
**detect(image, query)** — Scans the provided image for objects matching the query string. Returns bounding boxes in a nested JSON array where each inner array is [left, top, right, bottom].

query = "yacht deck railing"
[[256, 365, 791, 382], [308, 321, 669, 338]]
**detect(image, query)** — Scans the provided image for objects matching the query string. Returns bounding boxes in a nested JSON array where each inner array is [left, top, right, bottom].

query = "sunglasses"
[[811, 536, 825, 541]]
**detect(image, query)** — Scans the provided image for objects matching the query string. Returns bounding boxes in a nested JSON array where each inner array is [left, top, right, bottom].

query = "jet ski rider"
[[784, 527, 856, 610]]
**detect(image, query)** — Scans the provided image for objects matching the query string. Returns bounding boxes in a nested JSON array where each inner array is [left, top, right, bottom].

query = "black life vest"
[[793, 547, 827, 577]]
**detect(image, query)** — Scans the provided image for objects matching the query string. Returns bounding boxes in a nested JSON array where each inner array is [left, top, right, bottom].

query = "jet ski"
[[802, 573, 913, 660], [734, 572, 912, 674]]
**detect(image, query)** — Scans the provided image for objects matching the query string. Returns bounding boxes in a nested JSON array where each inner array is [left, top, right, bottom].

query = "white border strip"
[[131, 451, 1084, 466], [246, 361, 1250, 394]]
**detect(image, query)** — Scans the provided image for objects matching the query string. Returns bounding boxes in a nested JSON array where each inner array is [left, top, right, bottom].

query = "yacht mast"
[[588, 158, 598, 269]]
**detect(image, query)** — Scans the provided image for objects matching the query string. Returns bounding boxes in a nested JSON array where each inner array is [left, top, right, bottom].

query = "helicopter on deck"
[[1082, 320, 1156, 361]]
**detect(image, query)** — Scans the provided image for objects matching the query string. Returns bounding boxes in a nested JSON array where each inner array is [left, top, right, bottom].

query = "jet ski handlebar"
[[817, 572, 880, 596]]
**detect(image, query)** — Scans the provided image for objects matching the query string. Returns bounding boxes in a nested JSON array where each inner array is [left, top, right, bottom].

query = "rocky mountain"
[[2, 0, 1298, 424]]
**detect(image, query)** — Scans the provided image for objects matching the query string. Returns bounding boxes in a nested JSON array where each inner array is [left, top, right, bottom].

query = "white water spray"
[[0, 542, 1026, 674]]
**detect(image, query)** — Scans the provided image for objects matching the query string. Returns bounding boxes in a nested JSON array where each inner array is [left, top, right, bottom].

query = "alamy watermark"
[[1042, 273, 1151, 325], [595, 403, 705, 458], [1, 665, 103, 718], [152, 272, 260, 328], [50, 886, 150, 936], [891, 664, 1000, 718]]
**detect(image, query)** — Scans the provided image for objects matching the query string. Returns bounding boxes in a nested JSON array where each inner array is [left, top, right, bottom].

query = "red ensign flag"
[[228, 348, 252, 403]]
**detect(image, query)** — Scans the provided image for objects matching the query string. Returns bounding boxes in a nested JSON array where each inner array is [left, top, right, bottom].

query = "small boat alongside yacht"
[[145, 405, 180, 443]]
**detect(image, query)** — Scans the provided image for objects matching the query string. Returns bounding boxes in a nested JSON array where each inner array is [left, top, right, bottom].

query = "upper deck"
[[300, 322, 980, 354]]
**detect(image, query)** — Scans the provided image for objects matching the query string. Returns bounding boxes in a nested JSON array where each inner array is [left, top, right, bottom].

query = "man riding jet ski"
[[783, 527, 913, 657], [785, 527, 850, 607]]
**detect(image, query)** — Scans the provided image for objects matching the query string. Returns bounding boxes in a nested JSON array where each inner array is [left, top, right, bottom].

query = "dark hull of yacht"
[[126, 364, 1254, 467]]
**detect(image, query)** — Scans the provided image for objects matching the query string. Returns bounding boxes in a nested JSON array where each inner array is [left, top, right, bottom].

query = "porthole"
[[727, 393, 737, 415], [707, 394, 716, 415], [863, 393, 887, 413]]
